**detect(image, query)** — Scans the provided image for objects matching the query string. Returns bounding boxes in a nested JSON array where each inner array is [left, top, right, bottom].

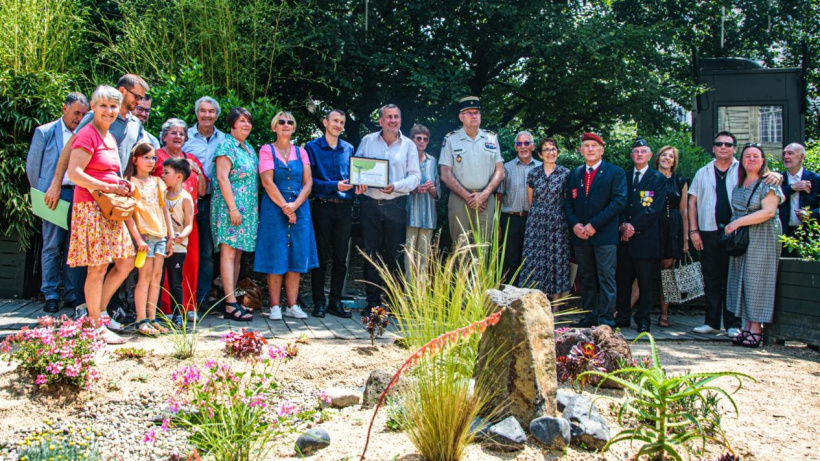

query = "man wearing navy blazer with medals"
[[564, 132, 627, 328], [779, 143, 820, 250], [614, 138, 667, 333]]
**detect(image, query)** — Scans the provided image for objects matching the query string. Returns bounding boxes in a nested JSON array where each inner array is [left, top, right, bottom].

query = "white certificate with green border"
[[349, 157, 390, 188]]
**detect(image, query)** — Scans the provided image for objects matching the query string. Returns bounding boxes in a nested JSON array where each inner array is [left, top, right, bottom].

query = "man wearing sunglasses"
[[496, 131, 541, 285], [688, 131, 781, 337], [440, 96, 505, 246]]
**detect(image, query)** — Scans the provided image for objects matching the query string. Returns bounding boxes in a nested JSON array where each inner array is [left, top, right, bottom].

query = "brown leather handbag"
[[92, 187, 136, 221]]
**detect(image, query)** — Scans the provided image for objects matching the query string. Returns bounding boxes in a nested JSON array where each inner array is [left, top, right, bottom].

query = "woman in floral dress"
[[520, 137, 570, 303], [211, 107, 258, 321]]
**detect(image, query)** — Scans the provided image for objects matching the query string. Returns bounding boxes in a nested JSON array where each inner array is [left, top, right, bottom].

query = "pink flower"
[[35, 374, 47, 385], [316, 390, 331, 405], [160, 418, 171, 432], [143, 428, 156, 444], [277, 402, 298, 417]]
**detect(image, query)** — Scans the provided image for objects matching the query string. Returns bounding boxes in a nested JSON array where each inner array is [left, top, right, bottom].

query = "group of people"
[[26, 74, 816, 347]]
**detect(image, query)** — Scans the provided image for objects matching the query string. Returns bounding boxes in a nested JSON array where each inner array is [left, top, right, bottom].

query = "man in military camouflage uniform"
[[439, 96, 505, 246]]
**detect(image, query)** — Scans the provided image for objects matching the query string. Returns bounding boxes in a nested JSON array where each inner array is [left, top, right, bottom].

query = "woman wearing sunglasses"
[[254, 112, 318, 321]]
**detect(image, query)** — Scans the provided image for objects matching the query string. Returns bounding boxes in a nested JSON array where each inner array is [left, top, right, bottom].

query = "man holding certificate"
[[353, 104, 421, 317]]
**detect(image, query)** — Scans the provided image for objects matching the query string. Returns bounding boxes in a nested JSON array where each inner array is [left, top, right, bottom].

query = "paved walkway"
[[0, 298, 729, 342]]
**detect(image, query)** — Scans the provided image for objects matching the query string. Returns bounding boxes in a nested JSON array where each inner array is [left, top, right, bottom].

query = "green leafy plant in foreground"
[[579, 333, 753, 460], [780, 214, 820, 261], [16, 422, 101, 461]]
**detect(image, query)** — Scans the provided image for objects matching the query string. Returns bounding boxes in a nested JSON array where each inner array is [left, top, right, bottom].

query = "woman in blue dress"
[[254, 111, 318, 320]]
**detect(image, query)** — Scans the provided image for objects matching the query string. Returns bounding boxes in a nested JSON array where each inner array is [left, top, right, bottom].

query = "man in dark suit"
[[780, 143, 820, 248], [25, 92, 89, 313], [614, 138, 668, 332], [564, 132, 627, 327]]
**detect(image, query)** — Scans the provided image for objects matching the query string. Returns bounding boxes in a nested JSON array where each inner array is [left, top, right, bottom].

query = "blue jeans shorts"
[[143, 236, 168, 258]]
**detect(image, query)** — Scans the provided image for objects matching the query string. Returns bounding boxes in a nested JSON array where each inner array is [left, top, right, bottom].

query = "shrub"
[[15, 422, 101, 461], [602, 131, 713, 180], [0, 70, 74, 248], [112, 347, 150, 360], [362, 306, 390, 345], [168, 346, 306, 461], [579, 333, 751, 460], [221, 328, 268, 359], [556, 341, 607, 390], [780, 216, 820, 261], [1, 315, 105, 390]]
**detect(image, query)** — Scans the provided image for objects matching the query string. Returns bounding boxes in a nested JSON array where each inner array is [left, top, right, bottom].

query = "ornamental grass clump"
[[579, 333, 752, 460], [361, 311, 505, 461], [1, 315, 104, 390], [168, 344, 306, 461]]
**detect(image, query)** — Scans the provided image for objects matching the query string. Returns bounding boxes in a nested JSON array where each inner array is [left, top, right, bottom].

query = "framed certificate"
[[350, 157, 390, 188]]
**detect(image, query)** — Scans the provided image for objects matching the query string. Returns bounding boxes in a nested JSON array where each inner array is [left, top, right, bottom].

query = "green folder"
[[30, 187, 70, 230]]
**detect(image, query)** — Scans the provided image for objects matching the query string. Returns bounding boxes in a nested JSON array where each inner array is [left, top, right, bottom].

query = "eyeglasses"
[[713, 142, 735, 148], [140, 156, 158, 162], [541, 147, 558, 153], [414, 135, 429, 142], [126, 88, 146, 102], [515, 141, 533, 147], [135, 106, 151, 114], [743, 142, 762, 149], [277, 119, 295, 126]]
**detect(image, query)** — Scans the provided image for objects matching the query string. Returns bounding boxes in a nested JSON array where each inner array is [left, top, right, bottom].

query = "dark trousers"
[[165, 252, 186, 315], [500, 213, 528, 286], [574, 241, 617, 326], [310, 200, 353, 305], [700, 231, 741, 330], [41, 187, 86, 305], [360, 196, 407, 305], [615, 243, 657, 328], [196, 195, 215, 304]]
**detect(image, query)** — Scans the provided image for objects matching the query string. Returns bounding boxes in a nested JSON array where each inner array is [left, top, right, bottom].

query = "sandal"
[[149, 319, 169, 334], [732, 330, 751, 346], [136, 319, 160, 337], [742, 332, 763, 348], [98, 326, 127, 345], [658, 314, 670, 328], [225, 302, 253, 322]]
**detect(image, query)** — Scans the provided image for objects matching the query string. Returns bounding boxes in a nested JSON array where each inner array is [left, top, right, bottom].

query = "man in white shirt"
[[354, 104, 421, 316], [26, 92, 89, 313]]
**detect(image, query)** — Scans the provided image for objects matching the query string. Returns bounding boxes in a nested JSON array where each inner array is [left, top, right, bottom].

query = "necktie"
[[585, 167, 594, 195], [634, 171, 641, 190]]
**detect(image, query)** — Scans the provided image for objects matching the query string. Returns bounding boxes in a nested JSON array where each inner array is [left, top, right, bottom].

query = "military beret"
[[582, 132, 604, 146], [632, 137, 649, 148], [458, 96, 481, 113]]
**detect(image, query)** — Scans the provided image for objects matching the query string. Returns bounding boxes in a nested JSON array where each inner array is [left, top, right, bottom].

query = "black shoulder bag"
[[719, 180, 762, 257]]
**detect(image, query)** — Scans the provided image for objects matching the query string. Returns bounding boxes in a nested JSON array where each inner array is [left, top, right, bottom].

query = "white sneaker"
[[284, 304, 308, 319], [693, 324, 721, 334], [187, 311, 199, 323], [727, 327, 742, 338], [268, 305, 282, 321]]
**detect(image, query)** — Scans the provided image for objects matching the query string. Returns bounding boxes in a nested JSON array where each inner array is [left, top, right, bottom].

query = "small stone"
[[562, 395, 610, 450], [325, 387, 362, 409], [470, 417, 491, 439], [529, 416, 571, 450], [295, 428, 331, 455], [484, 416, 527, 452], [361, 369, 392, 409]]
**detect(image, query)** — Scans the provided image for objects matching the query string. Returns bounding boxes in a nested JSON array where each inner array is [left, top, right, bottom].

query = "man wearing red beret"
[[564, 132, 627, 327]]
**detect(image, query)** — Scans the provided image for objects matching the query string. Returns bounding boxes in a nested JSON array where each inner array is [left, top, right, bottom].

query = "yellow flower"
[[49, 444, 56, 450]]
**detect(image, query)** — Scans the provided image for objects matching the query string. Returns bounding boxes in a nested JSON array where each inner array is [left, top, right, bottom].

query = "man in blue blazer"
[[614, 138, 668, 332], [25, 92, 89, 313], [564, 132, 627, 327], [780, 143, 820, 248]]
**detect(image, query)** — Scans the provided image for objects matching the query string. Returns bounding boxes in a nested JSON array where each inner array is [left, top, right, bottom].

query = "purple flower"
[[143, 428, 157, 444]]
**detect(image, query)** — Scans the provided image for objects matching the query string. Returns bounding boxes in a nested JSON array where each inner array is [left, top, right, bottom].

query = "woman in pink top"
[[66, 85, 135, 345]]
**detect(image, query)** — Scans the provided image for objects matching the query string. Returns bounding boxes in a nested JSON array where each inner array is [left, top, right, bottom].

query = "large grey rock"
[[295, 428, 330, 455], [324, 387, 362, 408], [484, 416, 527, 452], [562, 395, 611, 450], [529, 416, 571, 450], [475, 287, 557, 427], [556, 392, 575, 412], [362, 369, 391, 409]]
